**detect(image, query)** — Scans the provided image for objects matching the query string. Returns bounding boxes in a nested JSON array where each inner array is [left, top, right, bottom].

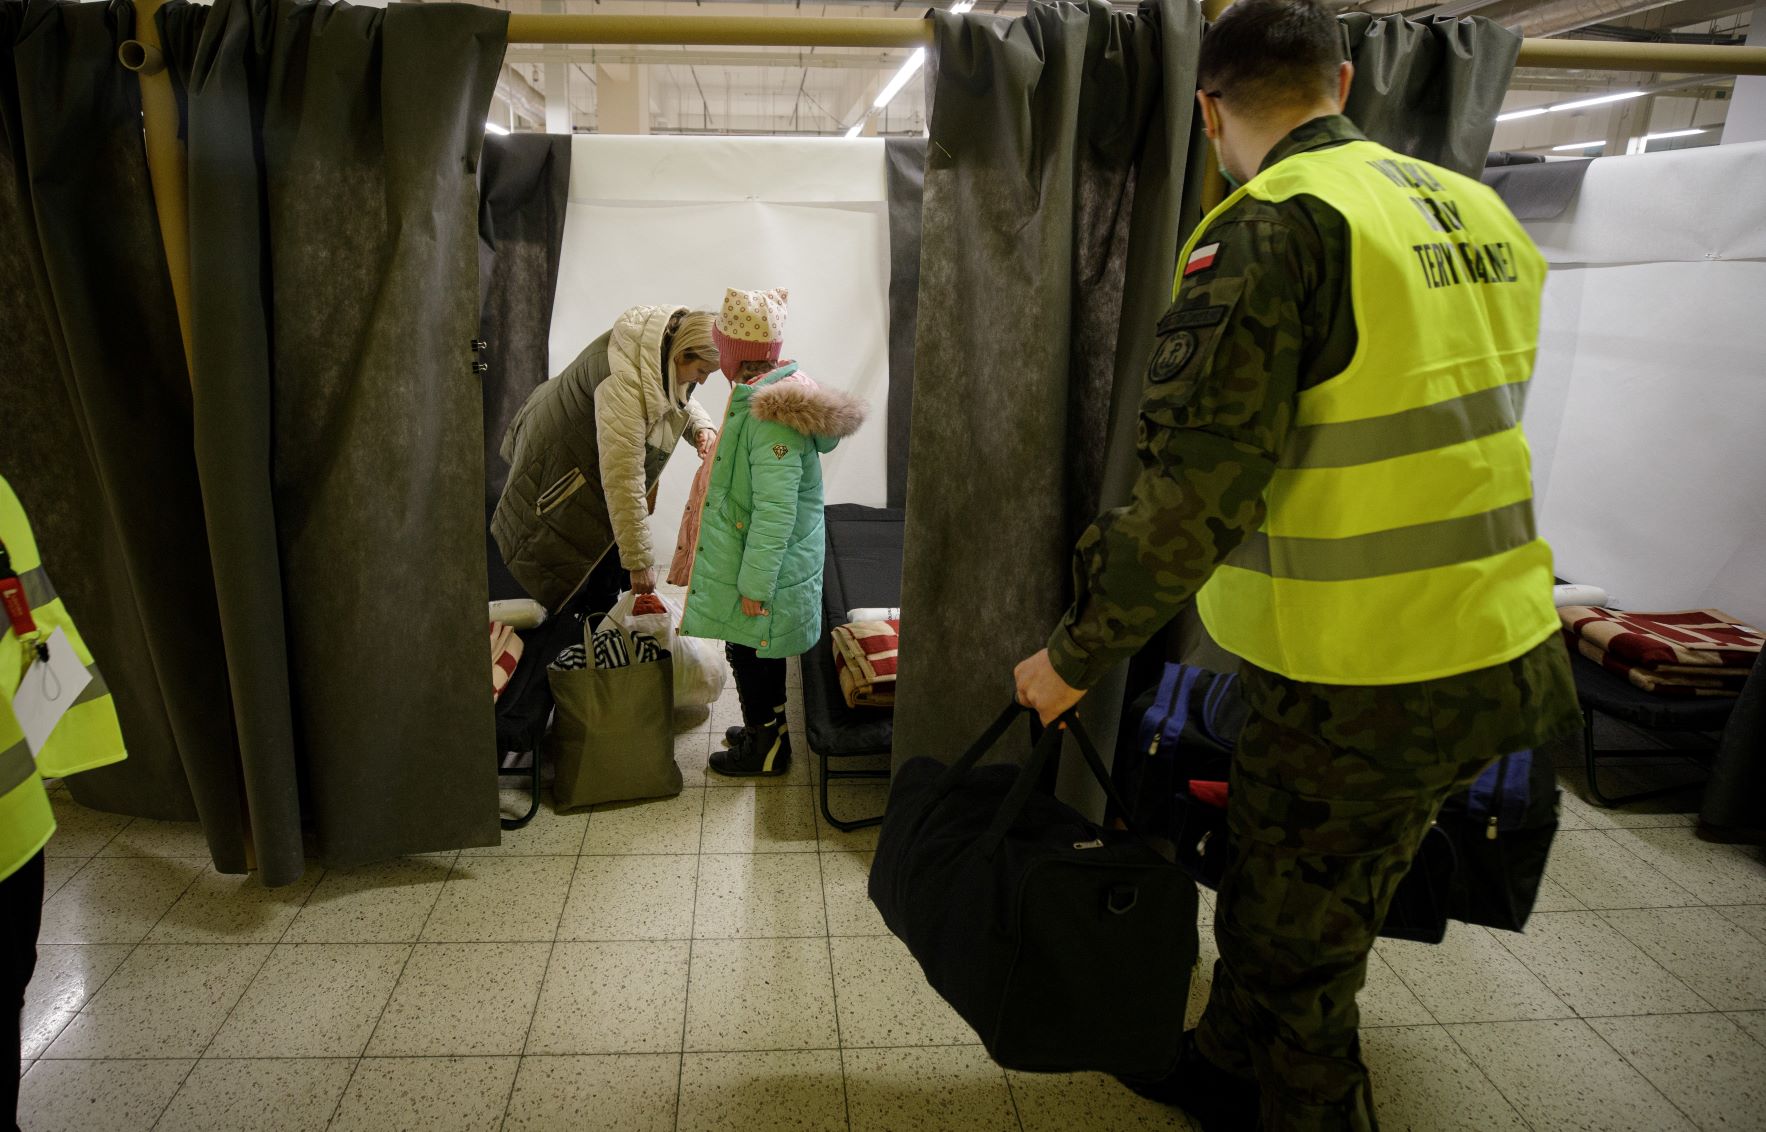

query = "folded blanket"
[[1559, 606, 1763, 669], [833, 619, 899, 709], [1576, 638, 1745, 699], [491, 622, 523, 700]]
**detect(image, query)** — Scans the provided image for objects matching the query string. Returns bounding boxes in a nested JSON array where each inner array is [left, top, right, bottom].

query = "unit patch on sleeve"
[[1183, 242, 1221, 276], [771, 443, 790, 460], [1148, 332, 1195, 382]]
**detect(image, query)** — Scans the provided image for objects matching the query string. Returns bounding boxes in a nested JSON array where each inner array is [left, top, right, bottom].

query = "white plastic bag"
[[607, 591, 727, 707]]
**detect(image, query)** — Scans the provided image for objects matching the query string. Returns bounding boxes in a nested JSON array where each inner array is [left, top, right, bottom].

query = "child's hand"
[[741, 596, 767, 618]]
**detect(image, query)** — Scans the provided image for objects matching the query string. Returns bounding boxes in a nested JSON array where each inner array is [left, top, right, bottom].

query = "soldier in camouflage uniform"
[[1013, 2, 1581, 1129]]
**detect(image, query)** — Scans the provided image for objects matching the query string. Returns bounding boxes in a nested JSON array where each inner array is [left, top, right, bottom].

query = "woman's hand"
[[696, 429, 718, 458], [629, 567, 658, 595], [741, 596, 767, 619]]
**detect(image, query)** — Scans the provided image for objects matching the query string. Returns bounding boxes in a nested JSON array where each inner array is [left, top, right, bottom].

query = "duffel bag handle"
[[1064, 713, 1153, 839], [975, 710, 1154, 858], [920, 701, 1033, 808]]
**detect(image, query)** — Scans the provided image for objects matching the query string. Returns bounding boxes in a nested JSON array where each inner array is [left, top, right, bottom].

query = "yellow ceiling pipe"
[[500, 12, 1766, 75], [119, 0, 194, 381], [121, 1, 1766, 402]]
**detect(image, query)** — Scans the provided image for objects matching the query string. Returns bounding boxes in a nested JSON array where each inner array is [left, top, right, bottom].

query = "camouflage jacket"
[[1046, 115, 1580, 749]]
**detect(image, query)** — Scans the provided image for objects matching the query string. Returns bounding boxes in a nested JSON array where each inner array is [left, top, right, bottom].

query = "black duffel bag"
[[868, 704, 1196, 1078]]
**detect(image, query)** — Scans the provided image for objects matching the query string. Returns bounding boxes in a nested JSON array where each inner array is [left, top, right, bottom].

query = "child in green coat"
[[681, 288, 867, 776]]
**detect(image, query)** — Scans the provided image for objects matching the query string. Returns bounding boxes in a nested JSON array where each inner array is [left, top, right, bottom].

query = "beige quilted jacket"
[[493, 305, 713, 610]]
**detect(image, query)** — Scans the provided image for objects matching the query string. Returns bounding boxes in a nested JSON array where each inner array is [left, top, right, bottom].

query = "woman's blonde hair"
[[671, 310, 719, 368]]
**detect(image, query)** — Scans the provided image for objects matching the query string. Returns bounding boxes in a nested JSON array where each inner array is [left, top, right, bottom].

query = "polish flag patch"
[[1184, 242, 1221, 276]]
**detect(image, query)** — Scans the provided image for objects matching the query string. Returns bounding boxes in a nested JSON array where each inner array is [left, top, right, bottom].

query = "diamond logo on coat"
[[772, 444, 790, 460]]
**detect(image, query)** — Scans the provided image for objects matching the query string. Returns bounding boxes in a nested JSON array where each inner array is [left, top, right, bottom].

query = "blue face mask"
[[1210, 135, 1241, 193]]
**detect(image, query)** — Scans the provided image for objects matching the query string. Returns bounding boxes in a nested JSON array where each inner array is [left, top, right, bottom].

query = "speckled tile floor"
[[18, 677, 1766, 1131]]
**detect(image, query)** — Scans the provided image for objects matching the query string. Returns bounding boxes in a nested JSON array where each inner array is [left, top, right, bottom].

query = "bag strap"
[[920, 702, 1030, 807], [975, 711, 1154, 857], [976, 719, 1069, 856], [1065, 714, 1152, 839]]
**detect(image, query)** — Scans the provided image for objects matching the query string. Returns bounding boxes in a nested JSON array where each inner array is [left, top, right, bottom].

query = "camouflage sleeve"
[[1045, 213, 1317, 690]]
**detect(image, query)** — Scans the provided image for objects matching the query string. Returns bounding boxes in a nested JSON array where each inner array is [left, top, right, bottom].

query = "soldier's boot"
[[1116, 1031, 1260, 1131]]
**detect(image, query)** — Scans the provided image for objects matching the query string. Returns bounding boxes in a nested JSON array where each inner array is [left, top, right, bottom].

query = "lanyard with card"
[[2, 540, 91, 757], [0, 537, 45, 662]]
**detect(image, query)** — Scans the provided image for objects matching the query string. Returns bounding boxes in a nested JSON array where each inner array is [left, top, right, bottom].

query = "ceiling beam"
[[1508, 0, 1684, 38], [506, 46, 908, 68]]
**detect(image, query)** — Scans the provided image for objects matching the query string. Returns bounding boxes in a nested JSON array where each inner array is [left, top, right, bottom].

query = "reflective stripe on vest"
[[0, 735, 33, 796], [19, 564, 56, 608], [1191, 140, 1560, 685]]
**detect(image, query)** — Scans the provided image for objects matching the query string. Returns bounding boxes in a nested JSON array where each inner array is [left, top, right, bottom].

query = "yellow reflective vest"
[[1191, 141, 1560, 685], [1, 474, 128, 882]]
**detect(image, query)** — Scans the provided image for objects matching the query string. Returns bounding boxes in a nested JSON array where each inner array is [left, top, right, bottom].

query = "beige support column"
[[541, 0, 572, 134], [596, 63, 652, 135], [1722, 0, 1766, 142], [120, 0, 193, 376], [1605, 92, 1656, 154]]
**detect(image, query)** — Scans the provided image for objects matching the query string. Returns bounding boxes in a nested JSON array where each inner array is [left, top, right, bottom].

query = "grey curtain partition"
[[1701, 654, 1766, 838], [1482, 156, 1594, 221], [883, 138, 926, 512], [160, 0, 508, 881], [479, 132, 571, 601], [892, 0, 1201, 774], [0, 0, 245, 855], [1339, 13, 1520, 178]]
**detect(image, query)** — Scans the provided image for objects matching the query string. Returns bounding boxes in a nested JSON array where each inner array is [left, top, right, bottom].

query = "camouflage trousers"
[[1194, 663, 1530, 1132]]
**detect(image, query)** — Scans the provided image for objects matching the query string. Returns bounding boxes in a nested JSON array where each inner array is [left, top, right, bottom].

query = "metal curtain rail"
[[501, 14, 1766, 74]]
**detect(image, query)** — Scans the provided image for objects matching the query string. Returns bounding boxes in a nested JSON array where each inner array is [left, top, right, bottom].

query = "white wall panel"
[[548, 135, 892, 569], [1524, 142, 1766, 625]]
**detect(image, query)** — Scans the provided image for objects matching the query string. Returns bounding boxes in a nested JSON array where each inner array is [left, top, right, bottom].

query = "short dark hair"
[[1198, 0, 1344, 114]]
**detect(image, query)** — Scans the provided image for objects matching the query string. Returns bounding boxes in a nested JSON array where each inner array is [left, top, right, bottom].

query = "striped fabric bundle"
[[832, 619, 900, 709], [491, 622, 523, 701], [1560, 606, 1763, 698], [551, 644, 589, 672], [593, 627, 631, 671]]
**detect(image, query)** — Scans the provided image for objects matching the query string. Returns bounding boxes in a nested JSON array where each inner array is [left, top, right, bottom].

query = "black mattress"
[[1572, 647, 1736, 733], [802, 504, 904, 756]]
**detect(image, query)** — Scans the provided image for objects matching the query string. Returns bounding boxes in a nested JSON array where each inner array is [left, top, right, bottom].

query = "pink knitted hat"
[[712, 287, 789, 381]]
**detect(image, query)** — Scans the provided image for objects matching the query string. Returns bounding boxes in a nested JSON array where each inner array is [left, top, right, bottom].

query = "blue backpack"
[[1118, 662, 1560, 939]]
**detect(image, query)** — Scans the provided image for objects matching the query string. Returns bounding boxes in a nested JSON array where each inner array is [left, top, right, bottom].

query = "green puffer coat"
[[681, 364, 867, 659]]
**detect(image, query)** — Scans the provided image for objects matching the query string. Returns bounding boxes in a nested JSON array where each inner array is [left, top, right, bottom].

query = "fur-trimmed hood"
[[747, 374, 868, 451]]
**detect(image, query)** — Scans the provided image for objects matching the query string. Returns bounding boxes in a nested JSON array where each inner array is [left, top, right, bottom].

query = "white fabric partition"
[[1523, 141, 1766, 626], [549, 135, 892, 571]]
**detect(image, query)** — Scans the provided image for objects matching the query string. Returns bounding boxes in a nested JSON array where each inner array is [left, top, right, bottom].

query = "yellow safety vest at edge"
[[1, 473, 128, 882], [1186, 140, 1561, 685]]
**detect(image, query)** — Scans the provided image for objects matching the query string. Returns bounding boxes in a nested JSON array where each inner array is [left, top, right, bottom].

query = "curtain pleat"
[[892, 0, 1200, 782]]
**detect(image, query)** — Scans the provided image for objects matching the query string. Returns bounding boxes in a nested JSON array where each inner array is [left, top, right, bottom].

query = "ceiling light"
[[1551, 140, 1605, 151], [485, 121, 510, 136], [1644, 128, 1705, 141], [1495, 107, 1549, 123], [875, 47, 926, 110], [1551, 90, 1646, 113], [951, 0, 977, 10], [845, 122, 865, 139]]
